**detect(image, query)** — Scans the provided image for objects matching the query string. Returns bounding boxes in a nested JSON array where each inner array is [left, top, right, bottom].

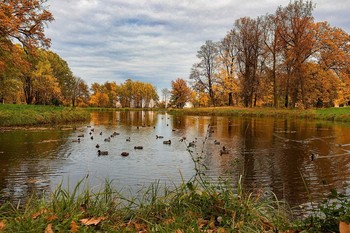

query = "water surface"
[[1, 111, 350, 209]]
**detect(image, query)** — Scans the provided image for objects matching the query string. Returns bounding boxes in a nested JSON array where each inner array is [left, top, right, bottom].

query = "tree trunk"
[[228, 92, 233, 106]]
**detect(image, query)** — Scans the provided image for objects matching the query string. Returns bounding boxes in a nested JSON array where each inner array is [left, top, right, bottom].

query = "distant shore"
[[1, 104, 350, 127], [168, 106, 350, 122]]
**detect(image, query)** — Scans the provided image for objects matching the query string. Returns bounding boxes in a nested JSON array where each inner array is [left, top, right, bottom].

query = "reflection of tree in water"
[[0, 129, 72, 204]]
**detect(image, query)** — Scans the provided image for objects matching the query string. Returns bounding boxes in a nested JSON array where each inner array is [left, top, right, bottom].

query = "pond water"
[[1, 111, 350, 210]]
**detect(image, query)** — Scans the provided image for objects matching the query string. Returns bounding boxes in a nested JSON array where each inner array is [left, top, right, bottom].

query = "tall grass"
[[0, 177, 293, 232], [0, 104, 90, 127]]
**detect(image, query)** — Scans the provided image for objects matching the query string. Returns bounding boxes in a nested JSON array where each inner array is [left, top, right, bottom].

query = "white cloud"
[[45, 0, 350, 92]]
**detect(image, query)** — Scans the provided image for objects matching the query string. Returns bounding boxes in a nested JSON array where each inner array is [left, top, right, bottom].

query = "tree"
[[89, 92, 109, 107], [46, 51, 75, 105], [161, 88, 170, 108], [170, 78, 192, 108], [190, 40, 219, 106], [276, 0, 315, 108], [262, 13, 284, 107], [0, 0, 54, 50], [218, 32, 239, 106], [231, 17, 265, 107], [31, 56, 61, 105]]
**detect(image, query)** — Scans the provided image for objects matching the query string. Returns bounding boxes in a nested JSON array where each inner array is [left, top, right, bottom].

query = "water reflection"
[[0, 111, 350, 210]]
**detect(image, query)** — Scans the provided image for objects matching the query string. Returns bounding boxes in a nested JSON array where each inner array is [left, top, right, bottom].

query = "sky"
[[45, 0, 350, 92]]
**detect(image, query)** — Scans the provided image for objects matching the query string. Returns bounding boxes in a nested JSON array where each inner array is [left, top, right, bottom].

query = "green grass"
[[0, 177, 293, 233], [0, 104, 90, 127], [168, 106, 350, 122]]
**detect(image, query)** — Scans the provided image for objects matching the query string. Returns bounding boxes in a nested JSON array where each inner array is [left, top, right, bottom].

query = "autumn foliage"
[[188, 0, 350, 109]]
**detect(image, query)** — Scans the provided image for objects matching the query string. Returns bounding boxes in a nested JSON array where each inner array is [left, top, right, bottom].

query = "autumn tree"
[[262, 13, 284, 107], [70, 77, 89, 107], [217, 32, 240, 106], [190, 40, 219, 106], [231, 17, 265, 107], [170, 78, 192, 108], [117, 79, 133, 108], [31, 52, 61, 105], [143, 83, 158, 108], [0, 0, 54, 50], [276, 0, 316, 108], [0, 44, 28, 103], [46, 51, 77, 105], [313, 22, 350, 105]]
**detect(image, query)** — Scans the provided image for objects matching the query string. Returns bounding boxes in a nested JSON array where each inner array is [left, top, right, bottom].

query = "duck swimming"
[[98, 150, 108, 156], [163, 140, 171, 145]]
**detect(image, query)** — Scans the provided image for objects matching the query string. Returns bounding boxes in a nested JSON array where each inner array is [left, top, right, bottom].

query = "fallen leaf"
[[32, 209, 47, 219], [134, 222, 147, 231], [217, 227, 229, 233], [44, 224, 53, 233], [46, 215, 58, 221], [71, 220, 79, 233], [197, 218, 209, 229], [79, 217, 106, 226], [0, 220, 6, 230], [163, 217, 175, 225], [175, 229, 184, 233]]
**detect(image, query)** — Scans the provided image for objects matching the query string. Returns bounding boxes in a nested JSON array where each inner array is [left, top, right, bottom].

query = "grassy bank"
[[0, 177, 348, 232], [168, 106, 350, 122], [0, 104, 90, 127], [85, 107, 165, 112], [0, 177, 293, 233]]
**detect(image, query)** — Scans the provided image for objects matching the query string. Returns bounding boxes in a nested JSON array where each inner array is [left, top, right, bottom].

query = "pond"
[[0, 111, 350, 210]]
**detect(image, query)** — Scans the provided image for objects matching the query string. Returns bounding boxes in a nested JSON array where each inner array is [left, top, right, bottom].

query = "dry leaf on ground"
[[32, 209, 48, 219], [0, 220, 5, 230], [71, 220, 79, 233], [79, 217, 106, 226], [44, 224, 53, 233]]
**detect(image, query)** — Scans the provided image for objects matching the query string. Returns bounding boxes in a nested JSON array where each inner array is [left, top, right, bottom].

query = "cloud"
[[45, 0, 350, 92]]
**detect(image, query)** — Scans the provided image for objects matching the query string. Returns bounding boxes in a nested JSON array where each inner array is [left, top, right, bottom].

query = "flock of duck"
[[72, 125, 177, 157], [71, 122, 230, 157]]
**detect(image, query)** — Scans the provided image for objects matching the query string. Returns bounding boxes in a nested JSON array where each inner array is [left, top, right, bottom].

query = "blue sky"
[[45, 0, 350, 92]]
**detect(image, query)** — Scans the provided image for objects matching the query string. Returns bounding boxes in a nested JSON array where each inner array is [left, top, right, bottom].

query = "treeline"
[[0, 0, 158, 108], [0, 44, 159, 107], [170, 0, 350, 109]]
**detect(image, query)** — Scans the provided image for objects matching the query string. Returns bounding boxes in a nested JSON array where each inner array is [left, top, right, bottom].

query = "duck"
[[214, 140, 220, 145], [188, 141, 195, 147], [134, 146, 143, 150], [72, 138, 80, 143], [163, 140, 171, 145], [220, 146, 229, 155], [310, 153, 319, 161], [90, 136, 94, 140], [95, 144, 100, 148], [121, 152, 129, 157], [77, 134, 84, 138], [99, 132, 103, 136], [156, 135, 164, 139], [112, 132, 119, 136], [126, 137, 131, 142], [98, 150, 108, 156], [104, 137, 111, 142]]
